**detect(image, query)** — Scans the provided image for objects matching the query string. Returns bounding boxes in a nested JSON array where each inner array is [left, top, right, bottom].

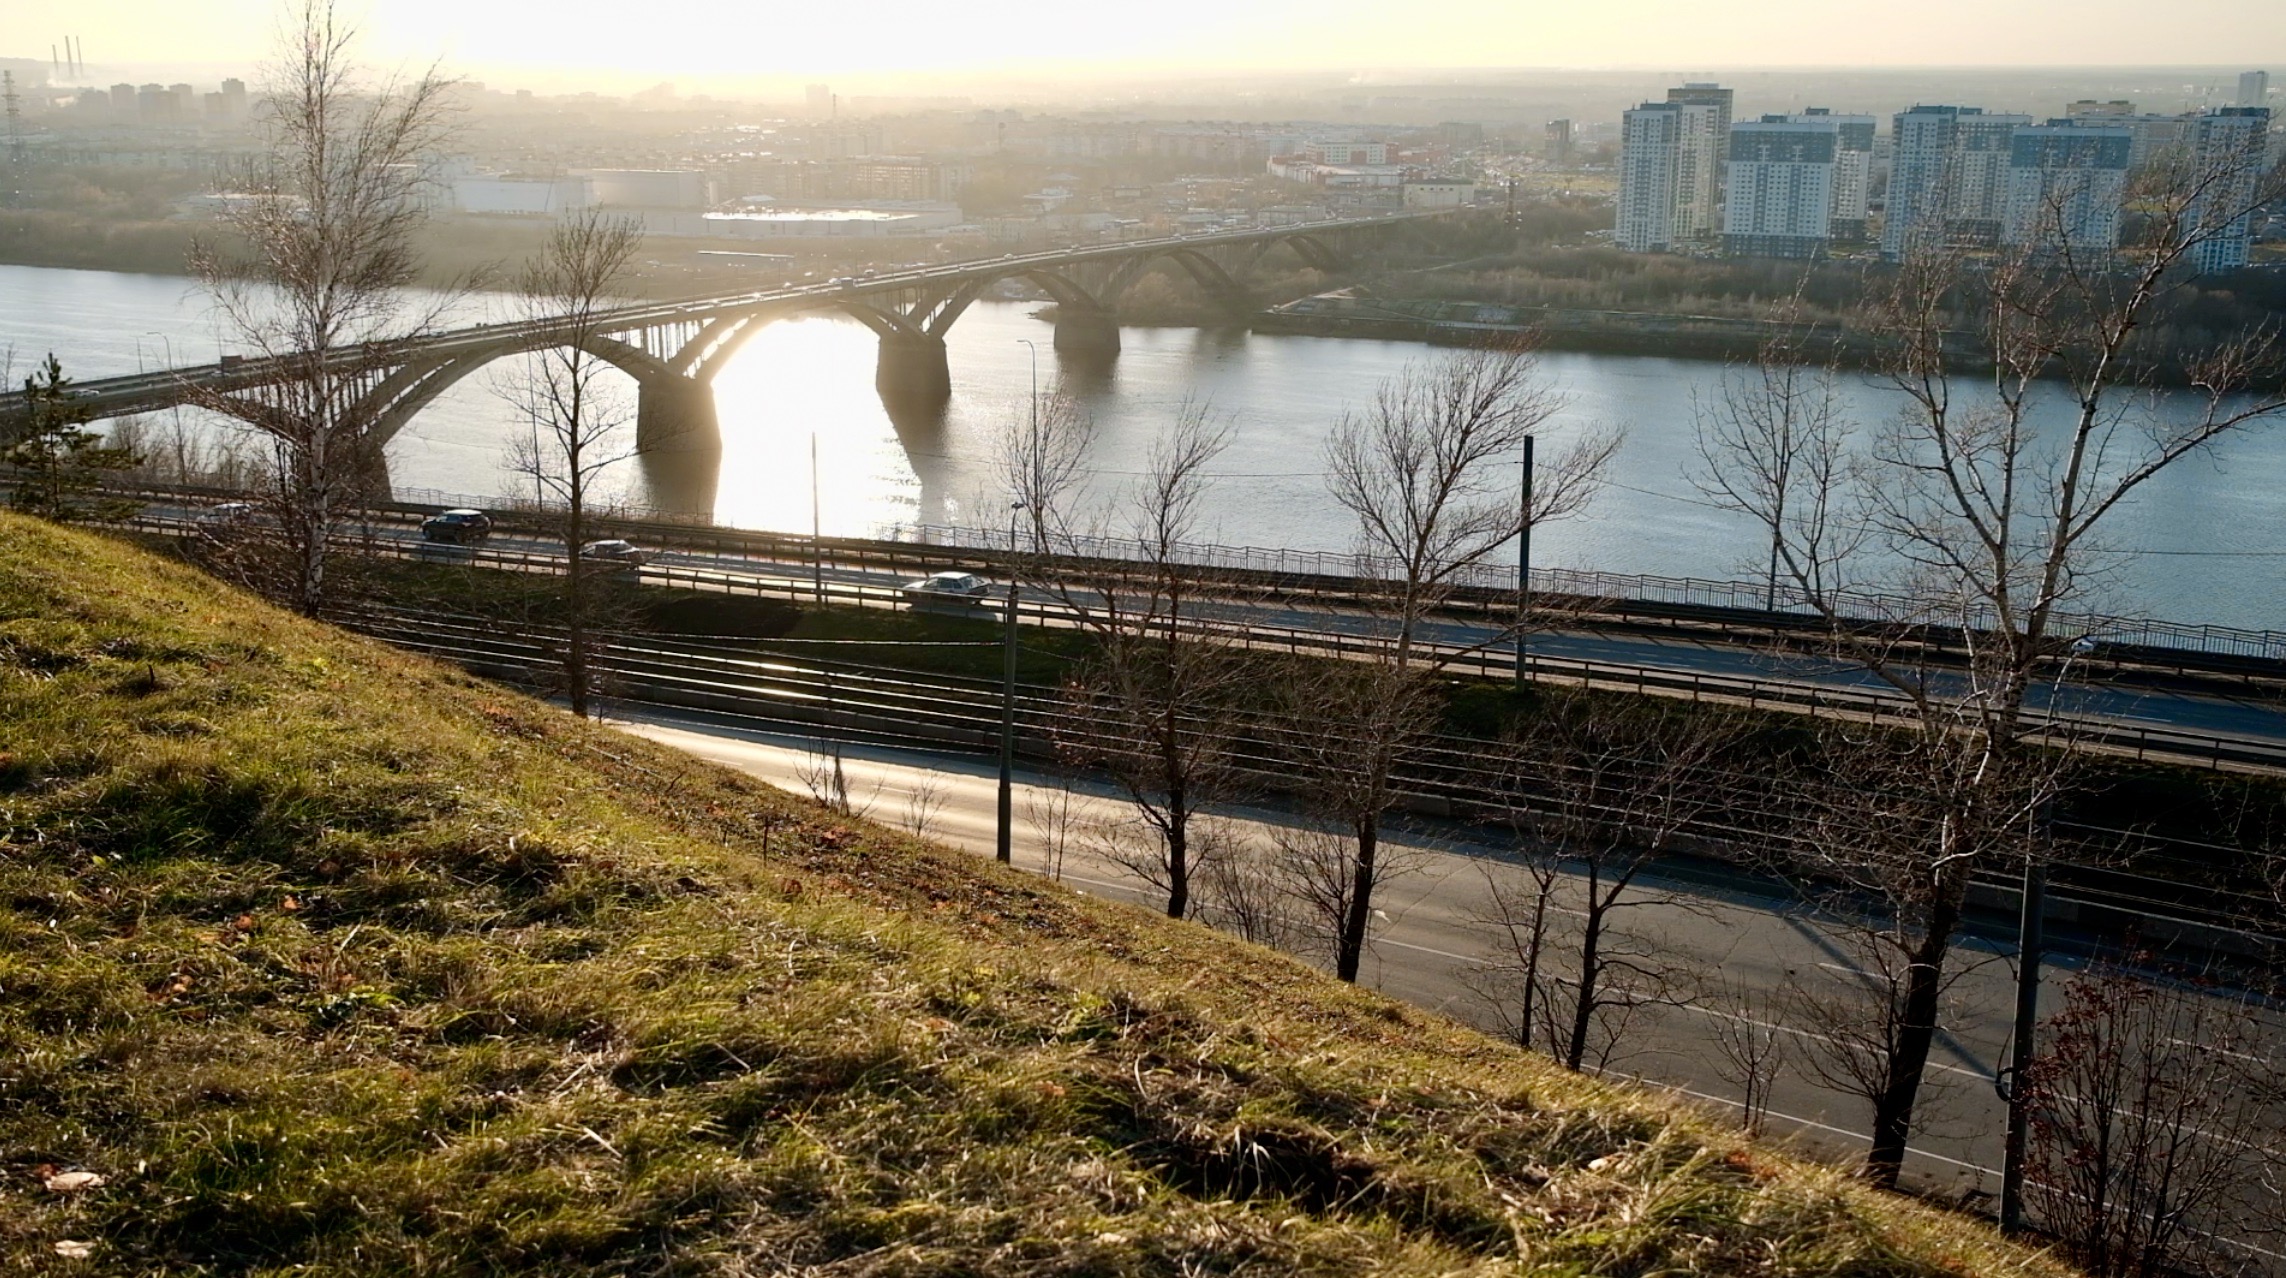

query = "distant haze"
[[8, 0, 2283, 94]]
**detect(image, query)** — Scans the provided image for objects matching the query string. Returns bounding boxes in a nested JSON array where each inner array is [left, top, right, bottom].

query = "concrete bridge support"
[[875, 333, 952, 408], [1052, 307, 1122, 356], [635, 375, 723, 457]]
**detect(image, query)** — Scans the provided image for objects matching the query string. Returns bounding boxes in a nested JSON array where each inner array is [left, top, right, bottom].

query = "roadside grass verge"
[[7, 515, 2070, 1274]]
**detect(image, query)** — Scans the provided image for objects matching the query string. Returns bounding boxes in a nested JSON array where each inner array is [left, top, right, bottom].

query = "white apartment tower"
[[2002, 123, 2132, 252], [1666, 83, 1734, 241], [1801, 108, 1877, 239], [1723, 115, 1841, 257], [2238, 71, 2269, 109], [1617, 103, 1686, 252], [2187, 107, 2272, 273], [1882, 105, 2032, 260]]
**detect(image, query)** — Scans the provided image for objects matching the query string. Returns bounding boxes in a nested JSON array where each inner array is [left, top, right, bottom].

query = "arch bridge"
[[3, 212, 1446, 458]]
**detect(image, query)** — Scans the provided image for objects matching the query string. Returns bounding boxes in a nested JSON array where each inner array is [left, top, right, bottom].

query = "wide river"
[[6, 263, 2283, 629]]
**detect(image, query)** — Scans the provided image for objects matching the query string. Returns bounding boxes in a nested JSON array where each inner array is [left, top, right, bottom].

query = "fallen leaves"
[[44, 1170, 106, 1193]]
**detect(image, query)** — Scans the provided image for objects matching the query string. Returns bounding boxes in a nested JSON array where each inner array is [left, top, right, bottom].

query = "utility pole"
[[1515, 434, 1534, 689], [809, 433, 824, 604], [996, 501, 1025, 864], [1999, 855, 2044, 1233], [2000, 636, 2091, 1232]]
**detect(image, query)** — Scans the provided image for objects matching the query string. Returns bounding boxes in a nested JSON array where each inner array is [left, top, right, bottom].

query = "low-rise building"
[[1402, 179, 1475, 208]]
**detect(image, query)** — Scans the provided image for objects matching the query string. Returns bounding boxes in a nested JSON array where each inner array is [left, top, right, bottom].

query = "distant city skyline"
[[8, 0, 2286, 92]]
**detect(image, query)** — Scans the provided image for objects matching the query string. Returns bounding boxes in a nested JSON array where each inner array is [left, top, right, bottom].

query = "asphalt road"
[[609, 705, 2286, 1252], [612, 534, 2286, 756]]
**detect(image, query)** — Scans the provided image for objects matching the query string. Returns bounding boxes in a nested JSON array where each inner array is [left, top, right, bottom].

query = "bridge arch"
[[677, 297, 924, 384], [1098, 247, 1255, 315], [358, 332, 676, 451]]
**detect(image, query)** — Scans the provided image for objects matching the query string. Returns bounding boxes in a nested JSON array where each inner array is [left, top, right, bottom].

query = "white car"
[[902, 571, 990, 601]]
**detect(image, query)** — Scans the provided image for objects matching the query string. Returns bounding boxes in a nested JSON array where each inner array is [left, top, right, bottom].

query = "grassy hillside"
[[0, 514, 2069, 1276]]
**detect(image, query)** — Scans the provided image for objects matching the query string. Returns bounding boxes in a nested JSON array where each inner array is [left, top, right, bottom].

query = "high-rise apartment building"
[[2002, 123, 2132, 251], [2187, 106, 2271, 273], [1881, 105, 2032, 259], [1544, 118, 1572, 164], [1719, 109, 1879, 257], [2238, 71, 2269, 108], [1801, 108, 1877, 239], [1666, 83, 1734, 241], [1616, 103, 1685, 252], [1723, 115, 1841, 258]]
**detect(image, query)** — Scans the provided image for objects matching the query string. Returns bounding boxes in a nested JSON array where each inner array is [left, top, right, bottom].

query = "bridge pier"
[[1052, 307, 1122, 356], [636, 375, 722, 457], [875, 333, 952, 408]]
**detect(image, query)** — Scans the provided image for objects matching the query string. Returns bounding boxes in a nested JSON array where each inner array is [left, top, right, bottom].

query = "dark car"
[[580, 538, 651, 568], [420, 508, 493, 545]]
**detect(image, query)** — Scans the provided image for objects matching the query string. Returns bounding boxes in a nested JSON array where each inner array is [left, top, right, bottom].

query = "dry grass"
[[0, 514, 2074, 1276]]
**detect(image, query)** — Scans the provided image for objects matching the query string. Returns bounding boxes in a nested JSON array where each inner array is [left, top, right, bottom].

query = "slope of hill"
[[0, 515, 2069, 1276]]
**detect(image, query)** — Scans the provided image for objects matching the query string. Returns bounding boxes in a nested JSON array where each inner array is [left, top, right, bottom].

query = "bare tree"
[[1702, 982, 1791, 1140], [1021, 770, 1084, 882], [1194, 826, 1309, 953], [2022, 958, 2281, 1278], [191, 0, 459, 615], [497, 210, 646, 717], [1689, 322, 1855, 612], [1263, 655, 1439, 982], [1780, 723, 2062, 1186], [993, 384, 1093, 552], [1050, 405, 1258, 918], [1463, 854, 1562, 1054], [898, 774, 950, 838], [1324, 338, 1617, 669], [1301, 338, 1617, 984], [1696, 144, 2286, 1188], [1467, 692, 1737, 1072]]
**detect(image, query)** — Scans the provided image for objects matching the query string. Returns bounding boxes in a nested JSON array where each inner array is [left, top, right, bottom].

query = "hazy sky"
[[15, 0, 2286, 89]]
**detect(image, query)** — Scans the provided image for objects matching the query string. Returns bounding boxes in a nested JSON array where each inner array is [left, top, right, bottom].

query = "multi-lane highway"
[[245, 501, 2286, 768], [613, 706, 2286, 1267]]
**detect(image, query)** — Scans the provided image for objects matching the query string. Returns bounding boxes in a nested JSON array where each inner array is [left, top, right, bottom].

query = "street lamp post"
[[1515, 434, 1535, 690], [1015, 338, 1040, 548], [997, 500, 1026, 864], [1998, 633, 2099, 1233]]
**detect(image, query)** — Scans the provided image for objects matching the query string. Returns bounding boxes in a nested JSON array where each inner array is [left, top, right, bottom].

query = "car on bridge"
[[420, 508, 493, 546]]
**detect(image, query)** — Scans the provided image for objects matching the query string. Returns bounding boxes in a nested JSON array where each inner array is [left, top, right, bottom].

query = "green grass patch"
[[0, 516, 2075, 1271], [0, 515, 2074, 1274]]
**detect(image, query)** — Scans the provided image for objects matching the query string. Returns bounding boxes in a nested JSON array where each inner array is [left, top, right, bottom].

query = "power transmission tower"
[[2, 71, 24, 167]]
